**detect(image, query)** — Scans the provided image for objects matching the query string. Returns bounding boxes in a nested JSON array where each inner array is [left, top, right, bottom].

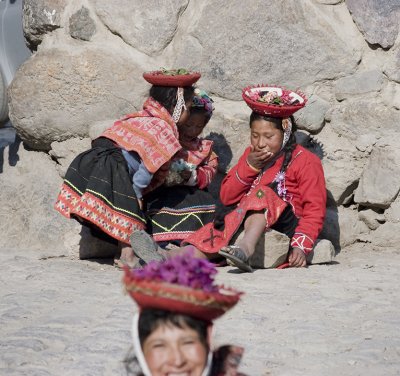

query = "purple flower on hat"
[[129, 249, 218, 292], [192, 89, 214, 119]]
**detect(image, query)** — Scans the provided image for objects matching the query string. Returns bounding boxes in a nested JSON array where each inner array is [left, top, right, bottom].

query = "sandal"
[[130, 230, 165, 264], [219, 245, 253, 273]]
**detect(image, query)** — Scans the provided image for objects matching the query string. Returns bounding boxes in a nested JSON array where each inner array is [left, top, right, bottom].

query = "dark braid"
[[149, 85, 195, 114]]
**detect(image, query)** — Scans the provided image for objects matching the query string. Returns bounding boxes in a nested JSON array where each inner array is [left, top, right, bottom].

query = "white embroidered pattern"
[[291, 232, 314, 253]]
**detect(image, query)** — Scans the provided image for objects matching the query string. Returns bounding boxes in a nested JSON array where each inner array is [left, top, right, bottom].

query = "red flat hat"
[[124, 276, 241, 322], [123, 252, 242, 322], [143, 69, 201, 87], [242, 84, 307, 118]]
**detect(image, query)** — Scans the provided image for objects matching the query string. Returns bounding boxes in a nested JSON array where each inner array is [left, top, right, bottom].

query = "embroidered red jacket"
[[220, 144, 327, 254]]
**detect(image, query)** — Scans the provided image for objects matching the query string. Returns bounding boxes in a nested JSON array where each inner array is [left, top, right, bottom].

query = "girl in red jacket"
[[130, 85, 327, 272]]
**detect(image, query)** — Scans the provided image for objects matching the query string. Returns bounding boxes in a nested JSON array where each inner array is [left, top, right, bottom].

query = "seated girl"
[[130, 85, 327, 273], [54, 69, 200, 268], [145, 90, 218, 246]]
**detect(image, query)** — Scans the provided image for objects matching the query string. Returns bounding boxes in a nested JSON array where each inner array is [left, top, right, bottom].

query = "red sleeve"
[[196, 151, 219, 189], [290, 154, 327, 254], [220, 147, 261, 206]]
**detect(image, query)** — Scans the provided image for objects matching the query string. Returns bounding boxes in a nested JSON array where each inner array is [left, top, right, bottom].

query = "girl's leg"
[[158, 245, 216, 260], [115, 241, 139, 267], [232, 211, 266, 259]]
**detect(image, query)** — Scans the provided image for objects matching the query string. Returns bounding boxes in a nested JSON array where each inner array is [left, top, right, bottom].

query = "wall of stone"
[[3, 0, 400, 253]]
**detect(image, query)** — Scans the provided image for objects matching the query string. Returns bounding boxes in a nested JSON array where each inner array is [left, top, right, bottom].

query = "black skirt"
[[55, 137, 146, 244], [145, 185, 217, 245]]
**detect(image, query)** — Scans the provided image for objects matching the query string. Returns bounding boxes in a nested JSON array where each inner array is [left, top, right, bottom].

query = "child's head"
[[249, 112, 296, 155], [177, 89, 214, 143], [150, 85, 195, 125]]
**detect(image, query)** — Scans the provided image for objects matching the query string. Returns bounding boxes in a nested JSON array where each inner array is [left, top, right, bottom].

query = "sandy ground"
[[0, 244, 399, 376]]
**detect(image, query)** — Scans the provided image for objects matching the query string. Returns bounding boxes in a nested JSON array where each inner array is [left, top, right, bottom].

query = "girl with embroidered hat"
[[54, 68, 199, 268], [145, 89, 218, 247], [123, 251, 245, 375], [130, 84, 327, 273]]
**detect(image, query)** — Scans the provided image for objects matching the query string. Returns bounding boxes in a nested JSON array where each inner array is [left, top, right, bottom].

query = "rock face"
[[5, 0, 400, 254], [173, 1, 360, 101], [346, 0, 400, 49]]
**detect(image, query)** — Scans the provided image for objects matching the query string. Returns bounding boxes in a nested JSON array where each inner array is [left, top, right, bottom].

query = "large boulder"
[[89, 0, 189, 55], [346, 0, 400, 49], [8, 47, 149, 151]]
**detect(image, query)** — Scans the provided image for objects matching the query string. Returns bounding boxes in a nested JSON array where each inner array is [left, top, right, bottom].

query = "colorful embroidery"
[[256, 189, 265, 199]]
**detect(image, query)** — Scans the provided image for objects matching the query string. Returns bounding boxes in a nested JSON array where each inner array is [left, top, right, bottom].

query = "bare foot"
[[115, 243, 139, 268]]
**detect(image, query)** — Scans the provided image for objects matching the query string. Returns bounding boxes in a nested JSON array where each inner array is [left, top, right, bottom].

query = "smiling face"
[[142, 323, 208, 376], [250, 118, 284, 155], [177, 111, 208, 143]]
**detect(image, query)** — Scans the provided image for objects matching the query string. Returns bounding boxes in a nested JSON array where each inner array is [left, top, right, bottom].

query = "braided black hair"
[[149, 86, 195, 114], [249, 112, 297, 191]]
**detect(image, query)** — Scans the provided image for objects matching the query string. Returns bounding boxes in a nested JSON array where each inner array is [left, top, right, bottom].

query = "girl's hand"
[[247, 146, 274, 170], [288, 247, 307, 268]]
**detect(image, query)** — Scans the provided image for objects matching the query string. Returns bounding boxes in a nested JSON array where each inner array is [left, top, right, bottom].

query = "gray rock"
[[88, 119, 115, 140], [369, 222, 400, 248], [203, 97, 249, 172], [312, 125, 363, 205], [23, 0, 65, 49], [78, 227, 118, 260], [328, 100, 400, 151], [49, 138, 92, 178], [382, 81, 400, 110], [354, 146, 400, 209], [69, 7, 97, 41], [307, 239, 336, 264], [247, 229, 290, 269], [8, 47, 148, 150], [385, 195, 400, 223], [346, 0, 400, 49], [173, 0, 360, 100], [334, 70, 384, 101], [294, 94, 330, 134], [384, 45, 400, 83], [320, 206, 369, 249], [358, 209, 385, 230], [90, 0, 189, 54], [0, 146, 81, 255]]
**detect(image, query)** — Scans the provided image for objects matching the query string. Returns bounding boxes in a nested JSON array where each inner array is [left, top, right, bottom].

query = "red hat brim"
[[242, 85, 307, 118], [143, 71, 201, 87], [124, 273, 242, 322]]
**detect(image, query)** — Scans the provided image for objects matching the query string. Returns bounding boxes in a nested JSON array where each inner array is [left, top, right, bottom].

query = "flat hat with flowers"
[[242, 84, 307, 118], [143, 67, 201, 87], [123, 250, 242, 322]]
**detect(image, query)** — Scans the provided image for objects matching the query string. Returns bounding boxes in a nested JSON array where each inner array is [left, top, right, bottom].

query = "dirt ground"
[[0, 244, 399, 375]]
